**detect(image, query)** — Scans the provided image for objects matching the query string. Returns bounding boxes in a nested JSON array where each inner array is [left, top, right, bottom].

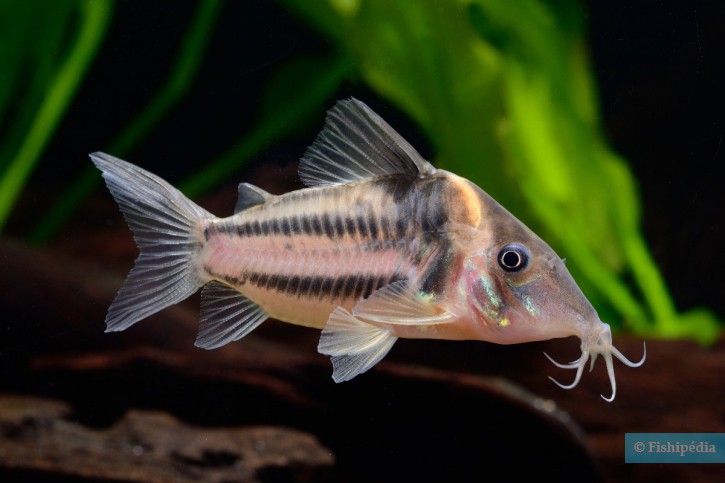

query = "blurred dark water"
[[1, 4, 723, 481], [10, 0, 725, 319], [587, 0, 725, 316]]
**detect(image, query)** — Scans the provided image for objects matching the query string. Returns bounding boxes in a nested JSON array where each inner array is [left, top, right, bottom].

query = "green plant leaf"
[[0, 0, 111, 232], [277, 0, 721, 341], [30, 0, 224, 244]]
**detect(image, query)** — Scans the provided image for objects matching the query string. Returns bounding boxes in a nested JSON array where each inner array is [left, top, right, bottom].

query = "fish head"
[[457, 184, 645, 400], [459, 186, 596, 343], [463, 236, 596, 345]]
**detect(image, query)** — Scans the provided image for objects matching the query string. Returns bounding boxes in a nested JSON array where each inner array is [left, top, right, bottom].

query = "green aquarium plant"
[[29, 0, 224, 242], [0, 0, 110, 232], [273, 0, 720, 343], [0, 0, 719, 343], [0, 0, 345, 243], [0, 0, 226, 240], [25, 0, 348, 242]]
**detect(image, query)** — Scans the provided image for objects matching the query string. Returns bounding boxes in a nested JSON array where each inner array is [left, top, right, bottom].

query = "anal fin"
[[195, 281, 268, 349], [318, 307, 397, 382]]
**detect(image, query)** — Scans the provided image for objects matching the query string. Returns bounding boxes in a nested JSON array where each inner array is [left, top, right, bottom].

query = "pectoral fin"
[[318, 281, 456, 382], [353, 280, 456, 325], [318, 307, 397, 382]]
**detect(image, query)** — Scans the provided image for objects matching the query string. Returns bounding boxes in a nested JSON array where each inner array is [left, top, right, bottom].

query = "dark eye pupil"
[[497, 244, 529, 272], [502, 251, 521, 268]]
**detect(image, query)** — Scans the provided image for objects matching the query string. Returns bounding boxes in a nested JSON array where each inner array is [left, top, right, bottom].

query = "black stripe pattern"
[[206, 210, 393, 243], [216, 271, 403, 303], [202, 174, 463, 304]]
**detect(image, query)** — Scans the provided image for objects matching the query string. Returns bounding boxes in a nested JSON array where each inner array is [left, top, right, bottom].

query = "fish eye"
[[497, 243, 529, 272]]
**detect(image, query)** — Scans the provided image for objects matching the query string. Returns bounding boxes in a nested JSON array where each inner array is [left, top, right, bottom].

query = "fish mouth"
[[543, 322, 646, 401]]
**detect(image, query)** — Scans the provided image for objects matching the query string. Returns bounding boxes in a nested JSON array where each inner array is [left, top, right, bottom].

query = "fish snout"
[[544, 321, 646, 401]]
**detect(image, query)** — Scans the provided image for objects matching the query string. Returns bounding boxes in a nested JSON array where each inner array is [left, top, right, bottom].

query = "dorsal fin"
[[299, 98, 436, 187], [234, 183, 273, 213]]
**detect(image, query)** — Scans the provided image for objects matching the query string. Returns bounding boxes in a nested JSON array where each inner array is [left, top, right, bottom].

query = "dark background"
[[1, 2, 723, 481], [588, 0, 725, 319], [9, 0, 725, 318]]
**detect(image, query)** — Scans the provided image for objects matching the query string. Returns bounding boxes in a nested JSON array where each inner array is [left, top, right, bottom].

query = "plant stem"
[[0, 0, 111, 232], [30, 0, 223, 243]]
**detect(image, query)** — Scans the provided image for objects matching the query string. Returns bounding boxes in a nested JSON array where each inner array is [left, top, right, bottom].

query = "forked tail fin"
[[90, 152, 214, 332]]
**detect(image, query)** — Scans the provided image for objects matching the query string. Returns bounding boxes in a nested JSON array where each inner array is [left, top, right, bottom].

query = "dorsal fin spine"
[[235, 183, 273, 213], [299, 98, 436, 187]]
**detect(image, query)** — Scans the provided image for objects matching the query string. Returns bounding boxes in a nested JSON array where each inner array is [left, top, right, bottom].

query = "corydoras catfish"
[[91, 98, 645, 400]]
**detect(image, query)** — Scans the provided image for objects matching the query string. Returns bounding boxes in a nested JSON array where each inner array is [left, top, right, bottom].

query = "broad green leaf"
[[277, 0, 721, 342]]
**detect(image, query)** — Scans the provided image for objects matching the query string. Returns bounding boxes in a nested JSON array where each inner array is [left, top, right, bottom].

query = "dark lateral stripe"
[[260, 220, 270, 236], [298, 276, 312, 295], [301, 216, 313, 235], [205, 266, 247, 288], [320, 277, 334, 297], [421, 207, 444, 237], [355, 215, 369, 238], [251, 220, 262, 236], [419, 242, 454, 296], [281, 217, 292, 236], [309, 277, 323, 297], [245, 272, 404, 301], [367, 213, 379, 240], [209, 267, 407, 307], [342, 276, 358, 299], [266, 274, 280, 291], [379, 216, 392, 239], [331, 276, 346, 299], [321, 212, 335, 238], [280, 275, 298, 294], [344, 217, 357, 238], [309, 216, 320, 236], [334, 215, 346, 238], [271, 218, 282, 235], [207, 211, 396, 244], [290, 216, 302, 234]]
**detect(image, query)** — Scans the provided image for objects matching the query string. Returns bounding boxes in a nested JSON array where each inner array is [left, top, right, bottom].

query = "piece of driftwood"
[[0, 395, 333, 483], [0, 237, 723, 482]]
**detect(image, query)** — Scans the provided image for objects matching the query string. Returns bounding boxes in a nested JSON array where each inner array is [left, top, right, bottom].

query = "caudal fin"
[[91, 152, 213, 332]]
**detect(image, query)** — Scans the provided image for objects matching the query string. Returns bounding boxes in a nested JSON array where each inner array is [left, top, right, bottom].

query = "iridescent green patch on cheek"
[[479, 274, 501, 309], [467, 271, 503, 320], [506, 273, 542, 317], [505, 273, 542, 288], [520, 294, 540, 316]]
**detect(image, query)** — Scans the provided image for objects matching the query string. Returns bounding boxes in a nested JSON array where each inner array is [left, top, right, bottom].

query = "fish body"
[[201, 172, 475, 333], [92, 98, 644, 399]]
